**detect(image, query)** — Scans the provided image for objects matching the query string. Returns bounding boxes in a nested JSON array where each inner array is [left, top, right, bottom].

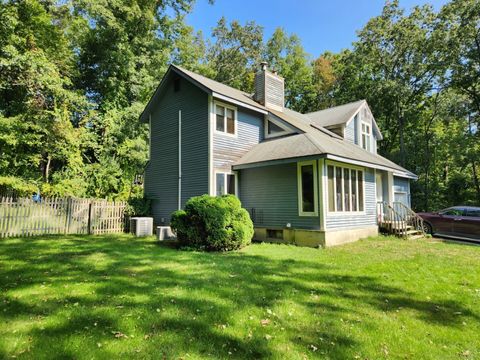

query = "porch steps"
[[377, 202, 426, 239]]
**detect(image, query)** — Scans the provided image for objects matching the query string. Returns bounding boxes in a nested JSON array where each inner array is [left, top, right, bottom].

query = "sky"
[[186, 0, 449, 57]]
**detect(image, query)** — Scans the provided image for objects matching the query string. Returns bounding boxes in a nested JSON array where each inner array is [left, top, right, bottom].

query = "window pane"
[[328, 166, 335, 212], [216, 173, 225, 196], [358, 171, 364, 211], [268, 120, 285, 135], [344, 168, 350, 211], [336, 167, 343, 211], [216, 106, 225, 132], [227, 174, 235, 195], [466, 209, 480, 217], [301, 165, 315, 213], [351, 170, 357, 211], [226, 108, 235, 134]]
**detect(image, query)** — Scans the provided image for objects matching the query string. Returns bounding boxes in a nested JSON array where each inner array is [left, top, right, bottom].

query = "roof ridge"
[[304, 132, 326, 153], [306, 99, 365, 115], [172, 64, 253, 97]]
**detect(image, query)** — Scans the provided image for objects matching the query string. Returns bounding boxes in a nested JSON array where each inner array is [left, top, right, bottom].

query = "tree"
[[264, 28, 316, 112], [207, 17, 264, 92]]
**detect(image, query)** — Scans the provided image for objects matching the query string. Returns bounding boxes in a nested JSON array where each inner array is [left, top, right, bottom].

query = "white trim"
[[178, 110, 182, 210], [318, 159, 326, 230], [213, 100, 238, 138], [324, 154, 417, 179], [212, 92, 268, 114], [326, 161, 366, 215], [361, 121, 371, 152], [208, 95, 214, 195], [214, 170, 237, 196], [297, 160, 319, 217], [264, 116, 294, 139]]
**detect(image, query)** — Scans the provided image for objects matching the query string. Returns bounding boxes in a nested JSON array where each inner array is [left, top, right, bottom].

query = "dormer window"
[[215, 102, 236, 135], [361, 122, 371, 151]]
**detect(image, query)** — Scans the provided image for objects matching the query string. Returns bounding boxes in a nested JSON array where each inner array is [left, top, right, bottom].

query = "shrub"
[[170, 194, 254, 251], [0, 176, 38, 197], [125, 186, 151, 216]]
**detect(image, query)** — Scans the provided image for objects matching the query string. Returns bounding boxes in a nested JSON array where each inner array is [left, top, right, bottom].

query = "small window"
[[216, 172, 236, 196], [267, 120, 285, 135], [267, 229, 283, 240], [216, 106, 225, 132], [174, 78, 180, 92], [215, 103, 236, 135], [297, 161, 318, 216], [361, 122, 371, 151]]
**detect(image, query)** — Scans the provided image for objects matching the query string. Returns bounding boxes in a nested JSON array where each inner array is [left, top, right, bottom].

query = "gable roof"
[[306, 100, 365, 128], [233, 124, 416, 178], [140, 64, 415, 178], [306, 100, 383, 140]]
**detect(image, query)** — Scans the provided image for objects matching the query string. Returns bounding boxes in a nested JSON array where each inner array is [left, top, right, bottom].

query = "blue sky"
[[186, 0, 448, 57]]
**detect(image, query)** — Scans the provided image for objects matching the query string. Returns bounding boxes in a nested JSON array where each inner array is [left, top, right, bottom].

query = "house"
[[139, 62, 418, 247]]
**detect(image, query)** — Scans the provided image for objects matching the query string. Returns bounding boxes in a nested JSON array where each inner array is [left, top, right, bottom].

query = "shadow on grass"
[[0, 235, 478, 359]]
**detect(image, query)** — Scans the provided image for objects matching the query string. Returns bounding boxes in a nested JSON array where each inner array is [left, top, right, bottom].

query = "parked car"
[[418, 206, 480, 241]]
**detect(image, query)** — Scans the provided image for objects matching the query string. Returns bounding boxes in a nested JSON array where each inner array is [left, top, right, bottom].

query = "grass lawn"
[[0, 235, 479, 359]]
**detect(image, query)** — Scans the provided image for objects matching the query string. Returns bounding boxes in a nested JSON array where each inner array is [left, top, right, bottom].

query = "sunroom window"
[[215, 103, 236, 135], [327, 164, 364, 212]]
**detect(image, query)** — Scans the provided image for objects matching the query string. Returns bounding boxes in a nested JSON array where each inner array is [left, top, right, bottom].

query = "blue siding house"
[[140, 63, 418, 246]]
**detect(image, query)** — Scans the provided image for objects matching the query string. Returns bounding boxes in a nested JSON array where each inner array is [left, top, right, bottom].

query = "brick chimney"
[[253, 62, 284, 112]]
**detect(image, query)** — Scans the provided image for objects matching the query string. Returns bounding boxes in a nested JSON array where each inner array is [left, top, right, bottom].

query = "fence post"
[[87, 202, 93, 235], [65, 197, 72, 234]]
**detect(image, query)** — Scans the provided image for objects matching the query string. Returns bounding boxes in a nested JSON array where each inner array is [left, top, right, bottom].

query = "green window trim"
[[297, 160, 318, 217]]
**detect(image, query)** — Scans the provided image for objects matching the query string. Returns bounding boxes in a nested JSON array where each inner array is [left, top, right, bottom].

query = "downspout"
[[178, 110, 182, 210]]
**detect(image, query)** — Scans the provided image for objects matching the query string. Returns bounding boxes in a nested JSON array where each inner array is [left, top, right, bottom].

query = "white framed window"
[[327, 163, 364, 213], [215, 171, 237, 196], [264, 117, 292, 138], [297, 160, 318, 216], [214, 102, 236, 136], [361, 122, 371, 151]]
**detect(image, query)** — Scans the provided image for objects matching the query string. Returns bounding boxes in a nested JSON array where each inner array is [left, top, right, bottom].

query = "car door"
[[454, 208, 480, 240], [436, 208, 464, 235]]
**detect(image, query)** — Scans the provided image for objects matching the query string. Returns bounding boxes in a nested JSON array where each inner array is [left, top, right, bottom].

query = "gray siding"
[[393, 176, 411, 206], [326, 168, 377, 230], [213, 107, 264, 171], [145, 76, 209, 224], [239, 163, 320, 230], [345, 115, 356, 143]]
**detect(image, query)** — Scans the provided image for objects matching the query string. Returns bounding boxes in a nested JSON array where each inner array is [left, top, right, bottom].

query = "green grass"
[[0, 235, 479, 359]]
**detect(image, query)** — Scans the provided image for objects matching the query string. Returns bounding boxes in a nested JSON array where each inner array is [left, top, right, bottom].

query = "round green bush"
[[170, 194, 254, 251]]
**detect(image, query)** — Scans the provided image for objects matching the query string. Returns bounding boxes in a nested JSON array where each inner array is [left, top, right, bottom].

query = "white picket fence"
[[0, 196, 127, 238]]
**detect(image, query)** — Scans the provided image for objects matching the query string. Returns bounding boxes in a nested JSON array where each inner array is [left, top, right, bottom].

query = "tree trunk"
[[472, 160, 480, 203], [43, 155, 51, 183]]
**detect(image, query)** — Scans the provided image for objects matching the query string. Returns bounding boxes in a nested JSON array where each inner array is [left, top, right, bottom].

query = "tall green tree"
[[207, 17, 263, 92], [264, 28, 316, 112]]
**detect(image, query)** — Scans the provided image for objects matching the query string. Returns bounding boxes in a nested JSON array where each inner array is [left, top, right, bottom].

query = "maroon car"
[[418, 206, 480, 241]]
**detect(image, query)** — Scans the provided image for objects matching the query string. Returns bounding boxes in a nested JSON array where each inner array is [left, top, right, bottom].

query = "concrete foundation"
[[253, 226, 378, 248]]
